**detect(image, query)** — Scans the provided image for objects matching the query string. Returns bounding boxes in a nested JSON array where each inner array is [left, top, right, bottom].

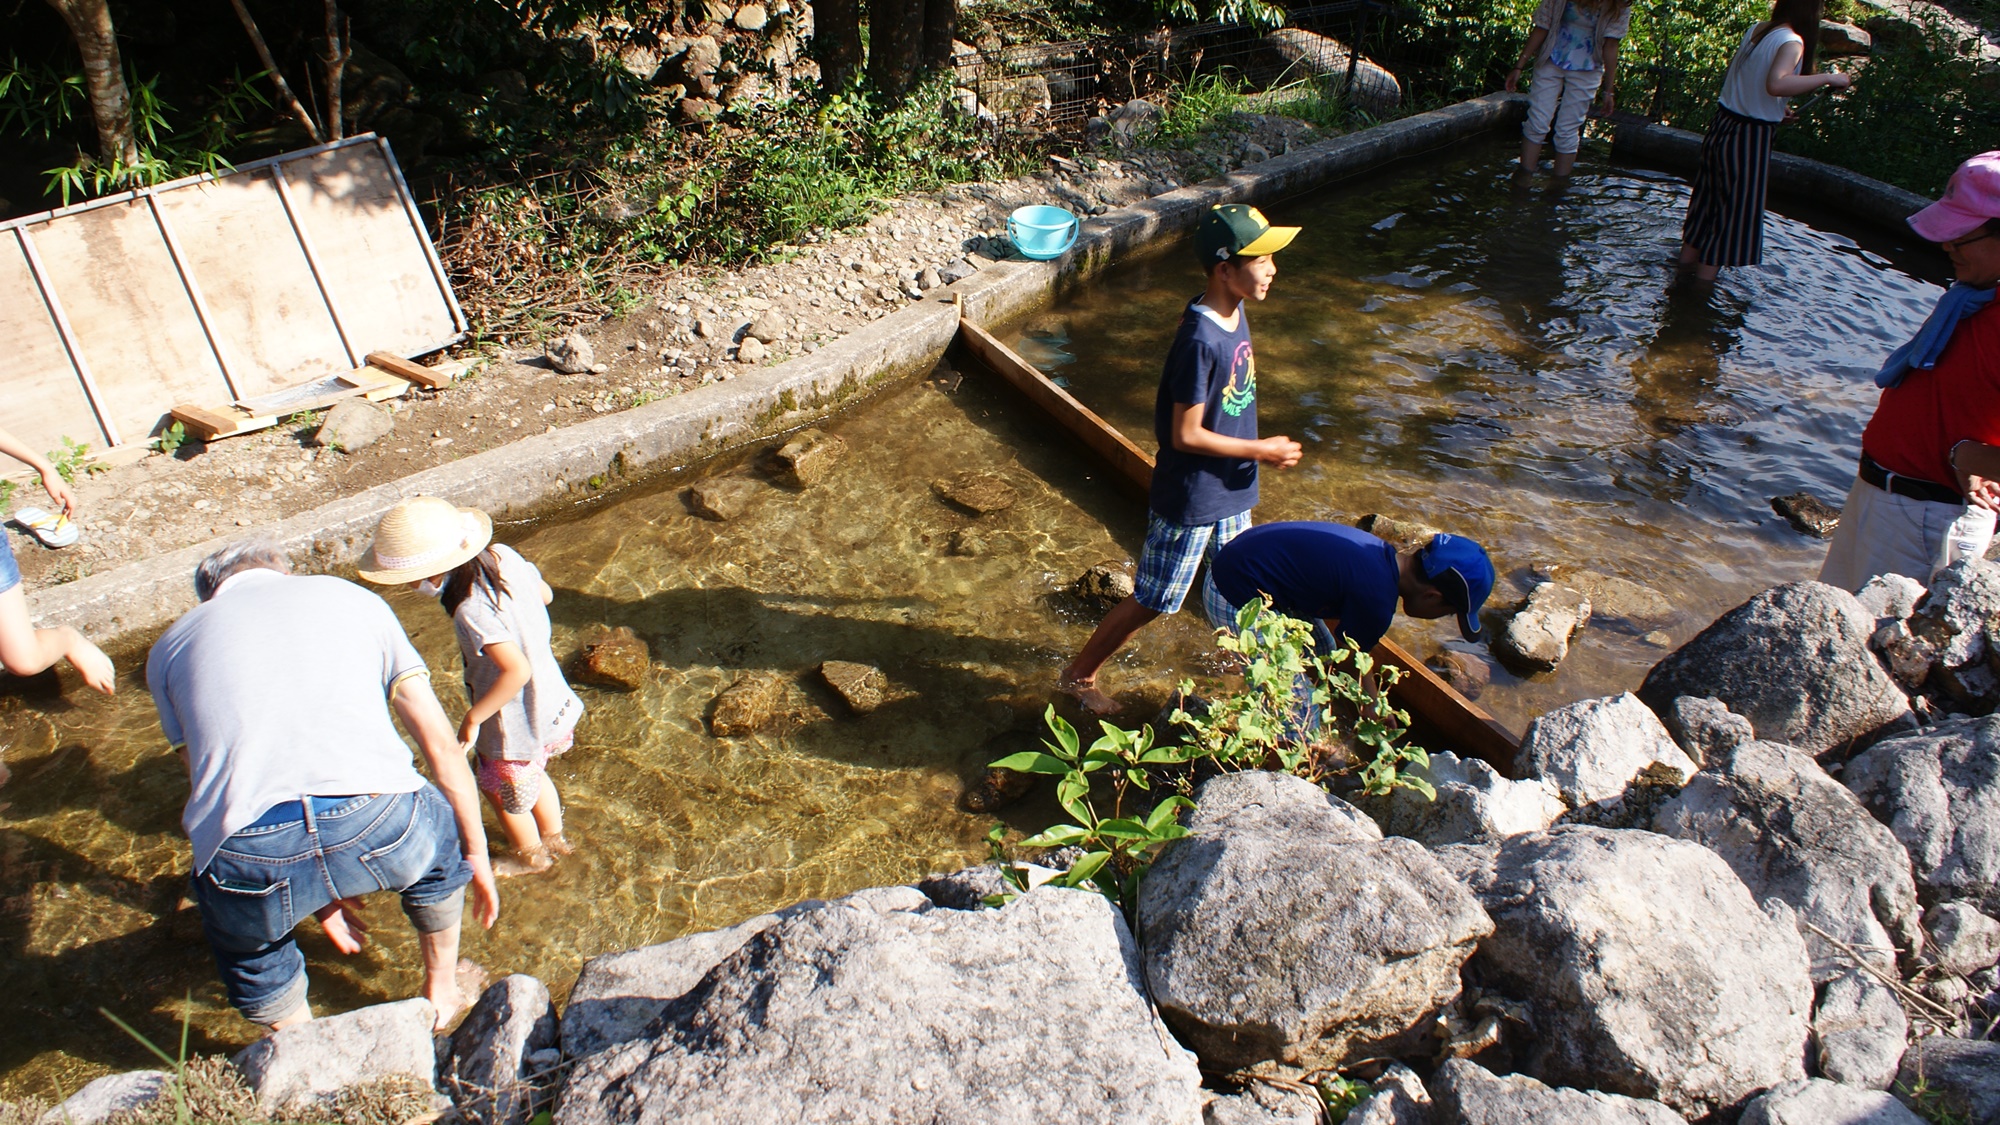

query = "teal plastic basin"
[[1008, 204, 1080, 260]]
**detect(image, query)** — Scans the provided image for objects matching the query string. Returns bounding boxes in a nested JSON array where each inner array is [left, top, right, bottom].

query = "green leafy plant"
[[149, 421, 188, 455], [0, 480, 16, 510], [987, 706, 1195, 912], [47, 436, 106, 483], [1897, 1075, 1970, 1125], [1318, 1074, 1375, 1122]]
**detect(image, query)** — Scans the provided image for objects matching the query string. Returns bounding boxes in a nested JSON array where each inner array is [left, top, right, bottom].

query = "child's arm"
[[459, 640, 534, 748], [1597, 37, 1623, 114], [1171, 404, 1302, 467], [0, 424, 78, 517], [1504, 28, 1550, 92]]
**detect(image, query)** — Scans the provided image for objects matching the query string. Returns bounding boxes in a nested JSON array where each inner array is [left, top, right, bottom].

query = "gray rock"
[[558, 888, 1204, 1124], [817, 660, 886, 714], [1871, 620, 1937, 691], [1637, 582, 1911, 757], [1893, 1036, 2000, 1123], [1908, 559, 2000, 709], [445, 974, 559, 1125], [917, 266, 943, 290], [1428, 1059, 1686, 1124], [1359, 750, 1566, 846], [312, 399, 395, 452], [35, 1070, 168, 1125], [1516, 693, 1697, 807], [233, 997, 437, 1112], [1139, 772, 1492, 1070], [693, 317, 723, 339], [745, 309, 785, 344], [1773, 492, 1842, 539], [1818, 20, 1874, 56], [1203, 1083, 1321, 1124], [1814, 968, 1909, 1091], [1452, 826, 1813, 1116], [1108, 97, 1165, 137], [735, 336, 767, 364], [733, 3, 768, 30], [1497, 582, 1592, 673], [1652, 740, 1923, 980], [937, 257, 978, 284], [1355, 512, 1439, 552], [1740, 1078, 1922, 1125], [546, 332, 594, 374], [931, 470, 1018, 514], [1660, 695, 1755, 767], [687, 478, 759, 521], [1346, 1063, 1433, 1125], [917, 863, 1014, 910], [1844, 714, 2000, 914], [770, 428, 846, 488], [1856, 573, 1925, 623], [1070, 561, 1135, 615], [1530, 563, 1677, 628], [1927, 902, 2000, 975]]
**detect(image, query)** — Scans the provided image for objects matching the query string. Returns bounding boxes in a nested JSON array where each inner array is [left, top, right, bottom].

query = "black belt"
[[1859, 453, 1963, 505]]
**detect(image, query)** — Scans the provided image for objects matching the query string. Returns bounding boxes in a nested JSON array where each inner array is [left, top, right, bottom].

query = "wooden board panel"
[[0, 237, 103, 453], [157, 169, 348, 397], [30, 203, 231, 446], [286, 144, 456, 356], [956, 316, 1523, 770]]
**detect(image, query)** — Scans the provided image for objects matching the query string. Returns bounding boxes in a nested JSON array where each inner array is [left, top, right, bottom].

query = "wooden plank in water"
[[954, 316, 1523, 773]]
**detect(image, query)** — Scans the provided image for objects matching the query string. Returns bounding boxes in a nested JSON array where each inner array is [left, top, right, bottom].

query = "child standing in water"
[[1504, 0, 1633, 178], [360, 496, 583, 876]]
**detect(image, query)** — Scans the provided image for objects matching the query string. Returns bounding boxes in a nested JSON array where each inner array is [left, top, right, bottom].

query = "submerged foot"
[[425, 958, 488, 1032], [494, 848, 555, 878], [543, 832, 576, 858], [1056, 676, 1121, 717]]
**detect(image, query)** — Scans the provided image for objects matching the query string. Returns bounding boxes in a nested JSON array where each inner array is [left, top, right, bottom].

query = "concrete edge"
[[29, 93, 1529, 647], [1610, 121, 1935, 234]]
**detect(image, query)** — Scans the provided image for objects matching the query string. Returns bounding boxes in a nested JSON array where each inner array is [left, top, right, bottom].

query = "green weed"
[[47, 436, 106, 484], [1318, 1074, 1375, 1122], [149, 421, 189, 455]]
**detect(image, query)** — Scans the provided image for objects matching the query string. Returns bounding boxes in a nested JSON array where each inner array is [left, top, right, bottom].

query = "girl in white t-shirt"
[[360, 496, 585, 876], [1677, 0, 1853, 279], [1504, 0, 1633, 178]]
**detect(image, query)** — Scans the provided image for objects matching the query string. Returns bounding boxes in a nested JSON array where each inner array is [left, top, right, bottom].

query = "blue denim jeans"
[[191, 786, 471, 1023], [0, 531, 19, 596]]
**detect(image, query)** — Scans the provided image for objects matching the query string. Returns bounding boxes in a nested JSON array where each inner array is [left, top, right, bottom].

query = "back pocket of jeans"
[[358, 802, 440, 892], [199, 873, 295, 945]]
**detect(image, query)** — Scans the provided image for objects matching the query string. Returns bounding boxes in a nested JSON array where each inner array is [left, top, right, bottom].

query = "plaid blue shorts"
[[1133, 510, 1251, 614], [1201, 571, 1340, 653]]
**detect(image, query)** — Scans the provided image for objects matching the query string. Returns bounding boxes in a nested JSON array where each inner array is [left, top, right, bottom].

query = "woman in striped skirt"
[[1678, 0, 1852, 281]]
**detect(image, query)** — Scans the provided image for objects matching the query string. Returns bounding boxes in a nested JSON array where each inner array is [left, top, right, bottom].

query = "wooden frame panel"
[[0, 237, 103, 454]]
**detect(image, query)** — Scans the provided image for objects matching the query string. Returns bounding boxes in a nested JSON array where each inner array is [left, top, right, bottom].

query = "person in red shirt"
[[1821, 150, 2000, 590]]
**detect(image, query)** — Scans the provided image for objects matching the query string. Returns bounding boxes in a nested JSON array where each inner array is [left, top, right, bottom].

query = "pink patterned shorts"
[[476, 735, 573, 815]]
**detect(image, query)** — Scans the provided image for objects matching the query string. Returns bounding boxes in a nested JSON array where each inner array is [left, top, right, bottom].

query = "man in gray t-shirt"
[[147, 541, 499, 1031]]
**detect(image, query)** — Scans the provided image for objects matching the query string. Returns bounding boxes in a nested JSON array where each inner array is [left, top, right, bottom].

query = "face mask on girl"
[[415, 577, 446, 599]]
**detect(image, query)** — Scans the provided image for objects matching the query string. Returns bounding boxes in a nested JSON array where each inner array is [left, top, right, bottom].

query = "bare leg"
[[0, 585, 114, 693], [419, 927, 466, 1031], [1551, 149, 1578, 177], [531, 780, 572, 857], [485, 787, 553, 877], [1517, 139, 1542, 174], [1058, 596, 1161, 715], [267, 1002, 313, 1031]]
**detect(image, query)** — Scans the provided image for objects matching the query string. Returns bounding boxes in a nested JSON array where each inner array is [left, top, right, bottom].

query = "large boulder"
[[1358, 750, 1566, 846], [558, 888, 1205, 1124], [1740, 1078, 1922, 1125], [1445, 826, 1813, 1117], [1812, 968, 1908, 1091], [1637, 582, 1910, 756], [445, 974, 560, 1125], [1139, 772, 1492, 1070], [1652, 740, 1923, 980], [1843, 714, 2000, 914], [1261, 28, 1401, 115], [1427, 1059, 1686, 1124], [233, 998, 437, 1112], [1893, 1036, 2000, 1123], [1515, 693, 1697, 807], [1908, 559, 2000, 710]]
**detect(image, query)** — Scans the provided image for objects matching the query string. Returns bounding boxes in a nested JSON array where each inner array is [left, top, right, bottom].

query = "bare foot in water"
[[424, 958, 488, 1031], [493, 848, 554, 878], [543, 832, 576, 858], [1056, 676, 1122, 716]]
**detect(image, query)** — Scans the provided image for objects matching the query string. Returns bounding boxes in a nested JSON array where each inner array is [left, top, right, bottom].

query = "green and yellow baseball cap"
[[1195, 204, 1300, 265]]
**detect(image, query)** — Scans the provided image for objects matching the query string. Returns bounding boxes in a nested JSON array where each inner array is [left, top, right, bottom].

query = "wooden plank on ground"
[[955, 315, 1523, 769], [169, 403, 277, 441], [366, 350, 451, 388]]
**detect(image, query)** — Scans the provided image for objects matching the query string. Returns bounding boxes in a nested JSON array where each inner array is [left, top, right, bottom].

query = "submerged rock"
[[445, 974, 559, 1125], [1515, 692, 1696, 807], [1740, 1078, 1921, 1125], [1637, 582, 1911, 757], [571, 626, 650, 692], [931, 470, 1019, 514], [1428, 1059, 1685, 1124], [817, 660, 886, 714], [1496, 582, 1591, 673], [1140, 772, 1492, 1070], [546, 332, 594, 374], [1426, 648, 1494, 699], [687, 478, 760, 521], [947, 527, 987, 557], [1772, 492, 1842, 539], [1843, 714, 2000, 914], [558, 888, 1205, 1124], [1894, 1037, 2000, 1124], [1354, 513, 1437, 552], [1530, 563, 1676, 628], [1070, 561, 1135, 615], [770, 428, 847, 489], [234, 998, 437, 1112], [959, 766, 1034, 812], [1445, 826, 1813, 1117], [710, 673, 787, 737]]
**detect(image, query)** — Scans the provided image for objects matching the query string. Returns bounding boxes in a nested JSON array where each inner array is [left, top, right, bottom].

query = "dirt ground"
[[4, 113, 1323, 595]]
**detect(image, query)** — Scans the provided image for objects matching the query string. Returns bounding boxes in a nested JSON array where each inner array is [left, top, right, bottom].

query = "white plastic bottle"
[[1934, 504, 1998, 581]]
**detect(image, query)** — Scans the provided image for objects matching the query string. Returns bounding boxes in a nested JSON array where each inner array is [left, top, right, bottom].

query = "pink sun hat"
[[1910, 151, 2000, 242]]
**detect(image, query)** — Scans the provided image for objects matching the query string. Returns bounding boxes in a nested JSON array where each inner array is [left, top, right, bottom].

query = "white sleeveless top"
[[1719, 23, 1804, 122]]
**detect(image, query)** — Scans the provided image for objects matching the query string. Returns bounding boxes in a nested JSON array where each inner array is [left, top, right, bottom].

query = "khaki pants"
[[1817, 475, 1959, 592]]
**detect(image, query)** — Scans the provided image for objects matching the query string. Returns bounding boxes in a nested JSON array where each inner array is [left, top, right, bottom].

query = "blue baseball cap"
[[1419, 534, 1495, 642]]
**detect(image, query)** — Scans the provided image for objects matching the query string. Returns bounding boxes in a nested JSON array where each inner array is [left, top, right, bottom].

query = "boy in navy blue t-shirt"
[[1059, 204, 1304, 715]]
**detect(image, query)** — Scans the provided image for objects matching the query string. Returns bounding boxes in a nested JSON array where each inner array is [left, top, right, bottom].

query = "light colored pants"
[[1523, 61, 1604, 154], [1817, 475, 1960, 592]]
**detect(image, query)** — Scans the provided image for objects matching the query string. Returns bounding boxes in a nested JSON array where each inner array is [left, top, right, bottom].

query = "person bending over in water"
[[1058, 204, 1304, 715], [361, 497, 584, 876]]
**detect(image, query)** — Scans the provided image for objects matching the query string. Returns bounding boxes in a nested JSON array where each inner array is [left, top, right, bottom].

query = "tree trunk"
[[321, 0, 348, 141], [813, 0, 864, 92], [920, 0, 955, 76], [866, 0, 924, 100], [43, 0, 138, 168]]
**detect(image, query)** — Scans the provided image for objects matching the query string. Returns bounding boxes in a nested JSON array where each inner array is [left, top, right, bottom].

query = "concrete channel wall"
[[31, 93, 1528, 649], [1610, 121, 1935, 234]]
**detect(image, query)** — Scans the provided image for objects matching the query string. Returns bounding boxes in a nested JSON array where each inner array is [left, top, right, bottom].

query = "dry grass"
[[0, 1056, 441, 1125]]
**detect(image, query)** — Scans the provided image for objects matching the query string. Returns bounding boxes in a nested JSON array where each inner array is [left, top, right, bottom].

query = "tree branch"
[[322, 0, 347, 142], [226, 0, 325, 145]]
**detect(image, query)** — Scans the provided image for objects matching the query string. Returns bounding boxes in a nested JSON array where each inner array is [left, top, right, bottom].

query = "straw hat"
[[357, 496, 493, 584]]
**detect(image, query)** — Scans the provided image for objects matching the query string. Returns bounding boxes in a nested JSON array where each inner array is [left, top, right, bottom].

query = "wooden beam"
[[366, 350, 452, 389], [169, 403, 276, 441], [954, 315, 1523, 770]]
